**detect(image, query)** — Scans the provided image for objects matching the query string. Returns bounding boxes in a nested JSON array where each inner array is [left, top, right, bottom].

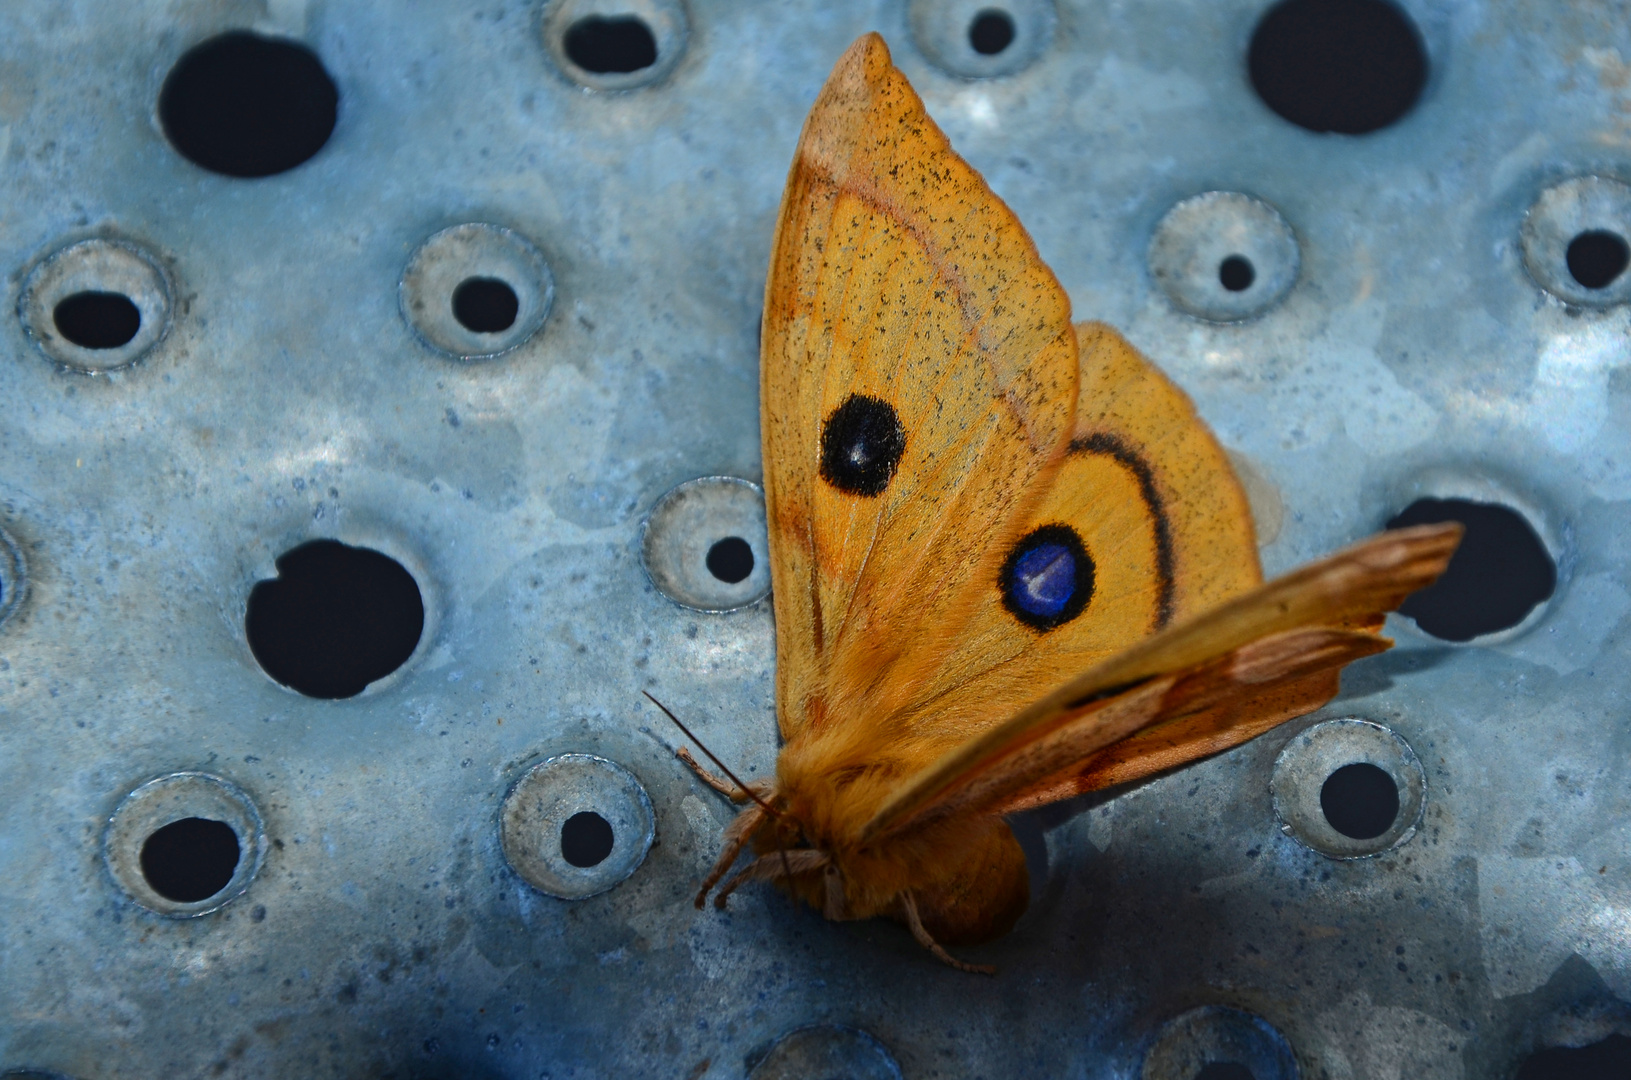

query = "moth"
[[662, 33, 1460, 973]]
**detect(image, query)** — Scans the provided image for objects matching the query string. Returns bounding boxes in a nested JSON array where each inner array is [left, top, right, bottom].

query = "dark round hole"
[[1516, 1034, 1631, 1080], [968, 9, 1017, 55], [1385, 498, 1556, 641], [451, 277, 519, 333], [562, 15, 658, 75], [53, 291, 141, 349], [1195, 1064, 1256, 1080], [140, 817, 241, 903], [1218, 255, 1256, 292], [1248, 0, 1427, 134], [1320, 762, 1399, 840], [705, 536, 754, 584], [245, 540, 425, 699], [159, 31, 338, 178], [560, 811, 615, 868], [1565, 230, 1631, 290]]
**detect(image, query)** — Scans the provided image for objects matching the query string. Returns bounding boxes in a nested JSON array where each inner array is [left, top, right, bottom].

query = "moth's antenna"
[[643, 691, 803, 906], [642, 691, 780, 818]]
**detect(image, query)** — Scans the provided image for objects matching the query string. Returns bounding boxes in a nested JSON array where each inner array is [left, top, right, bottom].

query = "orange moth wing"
[[760, 31, 1078, 761]]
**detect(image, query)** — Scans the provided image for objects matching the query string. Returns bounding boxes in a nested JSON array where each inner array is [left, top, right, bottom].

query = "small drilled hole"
[[1386, 498, 1556, 641], [140, 817, 241, 903], [159, 31, 338, 178], [451, 277, 519, 333], [1516, 1034, 1631, 1080], [1219, 255, 1256, 292], [53, 291, 141, 349], [1195, 1065, 1256, 1080], [968, 9, 1016, 55], [563, 16, 658, 74], [246, 540, 425, 699], [705, 536, 754, 584], [1248, 0, 1427, 134], [1565, 230, 1630, 290], [560, 811, 615, 868], [1320, 762, 1399, 840]]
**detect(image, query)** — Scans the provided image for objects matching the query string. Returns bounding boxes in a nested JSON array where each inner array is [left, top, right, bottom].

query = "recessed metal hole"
[[246, 540, 425, 699], [1149, 192, 1299, 321], [563, 16, 658, 74], [1521, 177, 1631, 306], [1248, 0, 1427, 134], [501, 753, 655, 899], [1272, 718, 1425, 859], [560, 811, 615, 868], [1516, 1034, 1631, 1080], [1319, 762, 1398, 840], [706, 536, 754, 584], [53, 291, 140, 349], [749, 1025, 903, 1080], [968, 9, 1016, 55], [1386, 497, 1555, 641], [159, 31, 338, 178], [20, 237, 174, 372], [1218, 255, 1255, 292], [1195, 1065, 1256, 1080], [140, 817, 241, 903], [1566, 230, 1630, 290], [0, 528, 21, 631], [642, 477, 771, 611], [452, 276, 519, 333], [908, 0, 1055, 79], [104, 772, 266, 917], [401, 223, 555, 359], [1142, 1007, 1296, 1080]]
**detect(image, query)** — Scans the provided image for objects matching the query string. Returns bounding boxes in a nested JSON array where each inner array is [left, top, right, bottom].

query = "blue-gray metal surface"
[[1, 1, 1628, 1077]]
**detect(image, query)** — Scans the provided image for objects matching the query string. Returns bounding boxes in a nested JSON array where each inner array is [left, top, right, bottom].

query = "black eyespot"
[[819, 394, 906, 497], [1001, 524, 1094, 631]]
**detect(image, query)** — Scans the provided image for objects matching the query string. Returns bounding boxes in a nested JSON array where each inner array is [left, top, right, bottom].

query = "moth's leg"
[[712, 855, 773, 909], [676, 746, 750, 802], [714, 849, 829, 910], [822, 862, 847, 920], [695, 802, 766, 908], [900, 892, 996, 976]]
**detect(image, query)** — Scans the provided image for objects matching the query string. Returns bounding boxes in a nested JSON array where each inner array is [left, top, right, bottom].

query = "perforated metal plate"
[[1, 2, 1629, 1078]]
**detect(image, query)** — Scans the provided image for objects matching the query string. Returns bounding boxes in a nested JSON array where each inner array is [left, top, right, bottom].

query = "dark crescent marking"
[[1069, 432, 1175, 630]]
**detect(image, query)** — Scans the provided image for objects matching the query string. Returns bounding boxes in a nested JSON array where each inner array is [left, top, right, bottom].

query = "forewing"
[[993, 667, 1341, 813], [762, 33, 1078, 745]]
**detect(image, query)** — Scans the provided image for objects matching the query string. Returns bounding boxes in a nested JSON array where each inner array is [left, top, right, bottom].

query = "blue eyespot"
[[1000, 524, 1093, 631], [1012, 543, 1076, 616]]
